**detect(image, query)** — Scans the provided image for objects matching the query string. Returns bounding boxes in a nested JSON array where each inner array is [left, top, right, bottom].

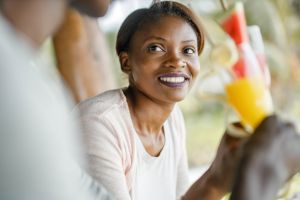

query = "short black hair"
[[116, 1, 205, 56]]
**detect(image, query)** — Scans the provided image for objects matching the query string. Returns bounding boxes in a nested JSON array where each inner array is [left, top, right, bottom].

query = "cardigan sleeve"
[[80, 115, 132, 200]]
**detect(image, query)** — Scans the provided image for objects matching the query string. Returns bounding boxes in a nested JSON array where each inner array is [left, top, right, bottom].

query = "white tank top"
[[131, 122, 178, 200]]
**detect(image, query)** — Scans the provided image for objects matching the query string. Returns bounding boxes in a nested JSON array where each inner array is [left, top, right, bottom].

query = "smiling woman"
[[75, 1, 242, 200], [119, 15, 201, 103]]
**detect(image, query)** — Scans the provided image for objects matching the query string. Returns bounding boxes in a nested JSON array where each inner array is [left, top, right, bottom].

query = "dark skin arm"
[[230, 115, 300, 200]]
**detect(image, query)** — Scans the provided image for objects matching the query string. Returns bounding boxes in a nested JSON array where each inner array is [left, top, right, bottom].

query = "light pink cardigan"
[[76, 89, 189, 200]]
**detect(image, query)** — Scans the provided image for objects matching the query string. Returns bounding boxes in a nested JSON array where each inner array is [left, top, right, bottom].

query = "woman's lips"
[[158, 73, 190, 88]]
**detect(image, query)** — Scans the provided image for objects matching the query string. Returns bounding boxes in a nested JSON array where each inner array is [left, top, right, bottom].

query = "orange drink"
[[225, 77, 273, 130]]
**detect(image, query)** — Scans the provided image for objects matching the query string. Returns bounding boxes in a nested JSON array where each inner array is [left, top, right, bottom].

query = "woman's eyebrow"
[[143, 36, 166, 43], [142, 37, 196, 46], [182, 39, 197, 43]]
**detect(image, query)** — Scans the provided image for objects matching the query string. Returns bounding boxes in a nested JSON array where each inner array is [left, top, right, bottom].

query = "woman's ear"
[[119, 52, 131, 74]]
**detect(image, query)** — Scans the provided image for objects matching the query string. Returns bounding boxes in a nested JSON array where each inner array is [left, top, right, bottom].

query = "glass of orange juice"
[[225, 76, 274, 132]]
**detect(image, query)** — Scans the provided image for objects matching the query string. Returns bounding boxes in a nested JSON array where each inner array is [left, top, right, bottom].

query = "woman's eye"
[[183, 47, 195, 55], [147, 45, 164, 52]]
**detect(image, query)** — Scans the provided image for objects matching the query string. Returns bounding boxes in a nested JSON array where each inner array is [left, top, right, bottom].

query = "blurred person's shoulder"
[[0, 14, 36, 59], [0, 14, 37, 81]]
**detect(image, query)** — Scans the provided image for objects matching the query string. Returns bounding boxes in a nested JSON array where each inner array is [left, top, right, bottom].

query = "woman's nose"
[[164, 52, 186, 69]]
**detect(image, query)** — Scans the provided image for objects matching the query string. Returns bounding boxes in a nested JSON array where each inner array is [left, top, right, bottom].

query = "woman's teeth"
[[159, 77, 185, 83]]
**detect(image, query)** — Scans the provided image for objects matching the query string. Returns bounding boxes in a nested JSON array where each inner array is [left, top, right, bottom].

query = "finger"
[[226, 122, 250, 138], [226, 134, 247, 152]]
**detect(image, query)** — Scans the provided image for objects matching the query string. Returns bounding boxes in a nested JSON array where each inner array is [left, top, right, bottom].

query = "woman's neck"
[[124, 86, 174, 136]]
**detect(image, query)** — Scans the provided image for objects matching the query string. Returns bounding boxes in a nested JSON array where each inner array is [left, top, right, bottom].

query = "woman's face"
[[123, 15, 200, 104]]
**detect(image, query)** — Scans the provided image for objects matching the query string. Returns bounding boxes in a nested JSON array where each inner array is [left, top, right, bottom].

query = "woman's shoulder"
[[169, 104, 185, 124], [76, 88, 126, 118], [75, 88, 135, 144], [75, 88, 136, 156], [167, 104, 186, 139]]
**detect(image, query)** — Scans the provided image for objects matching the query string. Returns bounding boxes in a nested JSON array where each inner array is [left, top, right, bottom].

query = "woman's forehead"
[[134, 15, 198, 41]]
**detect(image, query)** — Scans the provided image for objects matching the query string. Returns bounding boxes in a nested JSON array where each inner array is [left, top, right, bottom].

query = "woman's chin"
[[166, 94, 187, 103]]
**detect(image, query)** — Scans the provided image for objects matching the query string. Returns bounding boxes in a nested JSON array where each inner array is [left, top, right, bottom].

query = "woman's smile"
[[157, 72, 190, 88]]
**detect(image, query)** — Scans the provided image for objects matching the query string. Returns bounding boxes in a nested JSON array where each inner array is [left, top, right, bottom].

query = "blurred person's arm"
[[53, 9, 115, 103], [230, 115, 300, 200]]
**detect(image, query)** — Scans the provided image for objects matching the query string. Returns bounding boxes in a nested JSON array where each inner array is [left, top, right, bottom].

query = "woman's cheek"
[[191, 60, 201, 78]]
